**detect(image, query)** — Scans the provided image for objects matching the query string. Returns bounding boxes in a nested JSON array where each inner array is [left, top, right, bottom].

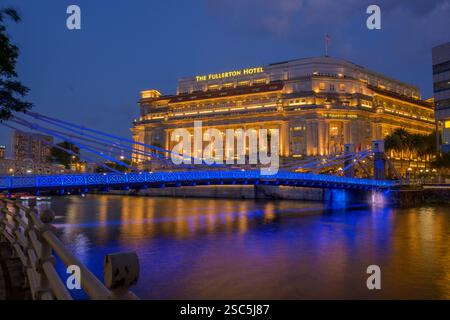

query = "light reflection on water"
[[43, 195, 450, 299]]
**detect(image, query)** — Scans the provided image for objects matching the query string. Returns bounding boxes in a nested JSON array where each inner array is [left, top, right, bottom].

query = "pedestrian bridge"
[[0, 170, 396, 194]]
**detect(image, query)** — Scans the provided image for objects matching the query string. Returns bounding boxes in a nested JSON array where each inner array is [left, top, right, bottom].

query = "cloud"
[[377, 0, 449, 16], [206, 0, 450, 37], [203, 0, 450, 97], [206, 0, 303, 35]]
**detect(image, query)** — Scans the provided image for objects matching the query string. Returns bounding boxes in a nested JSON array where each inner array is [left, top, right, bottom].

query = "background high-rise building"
[[432, 42, 450, 154], [12, 130, 53, 163]]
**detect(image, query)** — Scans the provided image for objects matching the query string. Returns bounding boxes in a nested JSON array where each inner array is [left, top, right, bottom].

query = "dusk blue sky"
[[1, 0, 450, 156]]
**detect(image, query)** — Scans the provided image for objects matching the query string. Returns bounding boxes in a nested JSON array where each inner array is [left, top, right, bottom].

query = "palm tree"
[[385, 128, 410, 171], [385, 129, 438, 174]]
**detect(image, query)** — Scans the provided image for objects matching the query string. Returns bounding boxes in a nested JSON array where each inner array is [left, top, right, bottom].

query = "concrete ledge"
[[389, 187, 450, 207], [108, 185, 325, 201]]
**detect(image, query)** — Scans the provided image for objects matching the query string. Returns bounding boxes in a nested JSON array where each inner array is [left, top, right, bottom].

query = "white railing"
[[0, 198, 140, 300]]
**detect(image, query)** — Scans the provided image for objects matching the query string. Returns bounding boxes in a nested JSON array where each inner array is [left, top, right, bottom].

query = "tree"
[[385, 128, 410, 171], [0, 7, 32, 119], [51, 141, 80, 168], [384, 129, 437, 172]]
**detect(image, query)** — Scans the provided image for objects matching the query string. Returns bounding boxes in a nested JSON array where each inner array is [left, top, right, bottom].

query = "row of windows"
[[433, 60, 450, 75], [433, 80, 450, 92], [436, 98, 450, 110], [317, 82, 356, 93], [188, 78, 269, 93], [168, 96, 276, 112]]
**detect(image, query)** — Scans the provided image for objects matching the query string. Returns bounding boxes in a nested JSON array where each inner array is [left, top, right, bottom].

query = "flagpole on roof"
[[325, 34, 331, 57]]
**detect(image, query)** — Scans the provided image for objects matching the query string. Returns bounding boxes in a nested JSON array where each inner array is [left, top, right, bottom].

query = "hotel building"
[[132, 56, 435, 167], [432, 42, 450, 154]]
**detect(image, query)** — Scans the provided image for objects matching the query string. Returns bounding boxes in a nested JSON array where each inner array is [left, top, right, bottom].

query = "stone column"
[[280, 121, 290, 157], [344, 121, 351, 144], [317, 121, 326, 156], [164, 129, 170, 159]]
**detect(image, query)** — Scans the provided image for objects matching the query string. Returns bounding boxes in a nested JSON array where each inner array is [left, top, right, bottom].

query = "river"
[[43, 195, 450, 299]]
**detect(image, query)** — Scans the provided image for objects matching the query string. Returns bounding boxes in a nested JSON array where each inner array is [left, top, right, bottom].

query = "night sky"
[[1, 0, 449, 156]]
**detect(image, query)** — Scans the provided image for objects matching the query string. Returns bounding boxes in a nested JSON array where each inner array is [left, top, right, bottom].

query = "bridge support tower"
[[372, 140, 386, 180], [344, 144, 355, 178]]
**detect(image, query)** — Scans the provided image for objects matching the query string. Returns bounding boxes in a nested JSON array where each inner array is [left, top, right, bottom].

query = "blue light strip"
[[341, 151, 371, 173], [0, 170, 396, 192], [11, 117, 136, 171], [25, 111, 224, 167], [22, 114, 166, 161], [1, 122, 122, 174]]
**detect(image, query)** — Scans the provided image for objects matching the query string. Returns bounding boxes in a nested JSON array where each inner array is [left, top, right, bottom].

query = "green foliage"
[[96, 159, 134, 173], [50, 141, 80, 168], [384, 128, 437, 159], [0, 7, 32, 119]]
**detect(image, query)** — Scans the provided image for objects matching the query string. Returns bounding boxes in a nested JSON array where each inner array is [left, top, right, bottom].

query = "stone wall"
[[108, 185, 325, 201], [388, 188, 450, 207]]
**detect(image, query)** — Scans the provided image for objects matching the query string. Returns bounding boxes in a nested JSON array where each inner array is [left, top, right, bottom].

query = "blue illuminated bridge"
[[0, 170, 397, 194], [0, 112, 399, 195]]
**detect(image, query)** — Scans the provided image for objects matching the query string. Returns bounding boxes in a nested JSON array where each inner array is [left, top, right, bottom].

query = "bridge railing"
[[0, 198, 140, 300]]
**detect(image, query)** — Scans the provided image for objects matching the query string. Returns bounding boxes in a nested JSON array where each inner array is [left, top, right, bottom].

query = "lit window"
[[141, 90, 161, 99], [208, 85, 220, 91], [319, 83, 326, 90], [330, 125, 339, 137], [445, 120, 450, 129], [253, 78, 267, 84]]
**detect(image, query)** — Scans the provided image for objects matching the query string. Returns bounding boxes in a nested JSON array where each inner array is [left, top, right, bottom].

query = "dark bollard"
[[372, 140, 386, 180], [104, 252, 140, 300]]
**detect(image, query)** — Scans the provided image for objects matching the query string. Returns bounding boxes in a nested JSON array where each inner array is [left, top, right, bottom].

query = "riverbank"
[[103, 184, 450, 207], [389, 186, 450, 207], [107, 185, 327, 201]]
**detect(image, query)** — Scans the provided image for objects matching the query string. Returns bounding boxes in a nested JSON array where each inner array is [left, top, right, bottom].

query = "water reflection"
[[46, 195, 450, 299]]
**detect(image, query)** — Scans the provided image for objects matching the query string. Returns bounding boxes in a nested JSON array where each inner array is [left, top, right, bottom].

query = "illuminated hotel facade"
[[132, 57, 435, 165]]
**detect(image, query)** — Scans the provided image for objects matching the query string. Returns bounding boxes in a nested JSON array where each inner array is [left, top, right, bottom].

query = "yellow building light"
[[253, 78, 267, 84], [141, 89, 161, 99], [445, 120, 450, 129]]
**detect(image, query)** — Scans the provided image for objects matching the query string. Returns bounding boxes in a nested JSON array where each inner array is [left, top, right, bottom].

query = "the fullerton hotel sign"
[[195, 67, 264, 82]]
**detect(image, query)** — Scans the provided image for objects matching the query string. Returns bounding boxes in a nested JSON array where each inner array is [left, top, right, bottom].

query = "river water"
[[43, 195, 450, 299]]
